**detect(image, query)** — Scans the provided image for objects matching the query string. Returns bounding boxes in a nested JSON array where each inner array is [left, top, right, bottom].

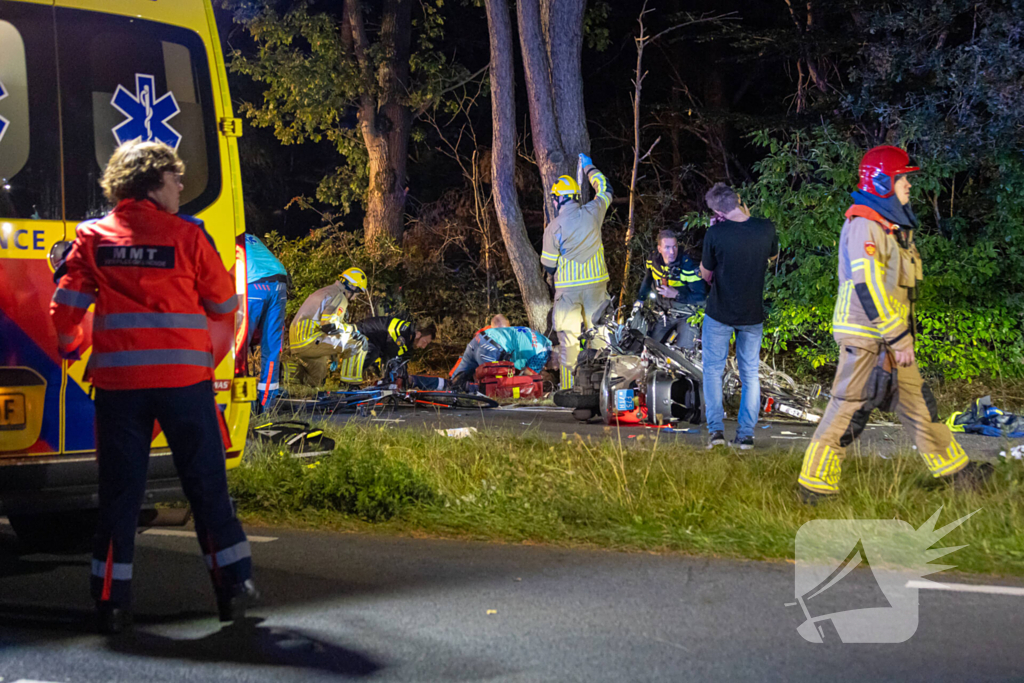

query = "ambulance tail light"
[[234, 235, 249, 377]]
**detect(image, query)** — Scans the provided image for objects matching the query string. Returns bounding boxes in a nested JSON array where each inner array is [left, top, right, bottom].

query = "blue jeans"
[[702, 315, 763, 439]]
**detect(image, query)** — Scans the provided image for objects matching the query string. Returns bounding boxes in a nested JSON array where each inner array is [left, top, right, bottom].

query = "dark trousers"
[[92, 381, 251, 606], [652, 314, 698, 351]]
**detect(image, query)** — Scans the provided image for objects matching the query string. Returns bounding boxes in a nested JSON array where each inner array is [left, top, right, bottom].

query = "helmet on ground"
[[340, 267, 367, 291], [858, 146, 920, 199], [550, 175, 580, 201]]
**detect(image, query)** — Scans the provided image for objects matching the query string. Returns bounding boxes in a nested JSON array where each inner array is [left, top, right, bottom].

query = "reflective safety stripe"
[[204, 540, 251, 569], [388, 319, 410, 356], [94, 312, 208, 331], [541, 250, 559, 262], [202, 293, 238, 315], [555, 245, 609, 288], [92, 349, 214, 369], [256, 382, 280, 390], [52, 287, 96, 309], [290, 319, 322, 349], [92, 558, 133, 581], [586, 167, 612, 210]]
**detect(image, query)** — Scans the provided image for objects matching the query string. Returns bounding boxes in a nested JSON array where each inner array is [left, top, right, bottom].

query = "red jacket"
[[50, 199, 237, 390]]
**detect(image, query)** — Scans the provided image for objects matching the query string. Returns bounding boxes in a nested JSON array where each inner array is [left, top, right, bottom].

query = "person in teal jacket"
[[244, 234, 288, 412], [450, 326, 555, 387]]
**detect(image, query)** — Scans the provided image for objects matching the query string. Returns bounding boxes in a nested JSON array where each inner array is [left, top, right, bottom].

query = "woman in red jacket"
[[51, 140, 257, 634]]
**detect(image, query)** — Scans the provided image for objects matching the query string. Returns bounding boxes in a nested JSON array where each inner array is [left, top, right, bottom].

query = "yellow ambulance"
[[0, 0, 254, 548]]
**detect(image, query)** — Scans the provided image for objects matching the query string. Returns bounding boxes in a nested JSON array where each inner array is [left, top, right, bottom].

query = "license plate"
[[777, 403, 821, 423], [615, 389, 635, 412], [231, 378, 258, 403], [0, 393, 26, 430]]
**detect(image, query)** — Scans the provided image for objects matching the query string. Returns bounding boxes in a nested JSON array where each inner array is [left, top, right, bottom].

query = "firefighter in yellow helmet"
[[541, 153, 613, 390], [797, 146, 991, 503], [288, 267, 369, 387]]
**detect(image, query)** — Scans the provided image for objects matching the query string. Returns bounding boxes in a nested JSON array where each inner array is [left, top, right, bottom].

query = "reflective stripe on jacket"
[[831, 205, 922, 350], [637, 252, 706, 309], [540, 165, 612, 289], [357, 316, 414, 364], [50, 199, 237, 390], [289, 282, 349, 349]]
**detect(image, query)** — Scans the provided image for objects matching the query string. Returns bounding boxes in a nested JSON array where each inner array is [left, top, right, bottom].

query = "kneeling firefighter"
[[288, 268, 368, 387], [541, 153, 613, 390], [797, 146, 990, 501], [635, 230, 706, 350]]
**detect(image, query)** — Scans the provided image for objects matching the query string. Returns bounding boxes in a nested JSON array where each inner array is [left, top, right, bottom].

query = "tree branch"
[[412, 63, 490, 120]]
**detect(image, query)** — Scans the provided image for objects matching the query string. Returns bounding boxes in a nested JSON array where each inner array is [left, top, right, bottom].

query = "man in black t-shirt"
[[699, 183, 779, 450]]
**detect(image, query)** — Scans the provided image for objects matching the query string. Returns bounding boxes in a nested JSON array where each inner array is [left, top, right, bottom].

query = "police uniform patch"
[[864, 241, 877, 256]]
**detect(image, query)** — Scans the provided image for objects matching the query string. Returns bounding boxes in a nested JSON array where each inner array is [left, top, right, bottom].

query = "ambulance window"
[[0, 7, 62, 221], [57, 10, 220, 221]]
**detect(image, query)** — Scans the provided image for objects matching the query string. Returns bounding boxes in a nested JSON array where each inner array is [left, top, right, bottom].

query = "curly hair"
[[100, 139, 185, 203]]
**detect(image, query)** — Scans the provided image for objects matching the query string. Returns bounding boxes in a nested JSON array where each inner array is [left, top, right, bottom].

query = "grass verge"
[[230, 422, 1024, 576]]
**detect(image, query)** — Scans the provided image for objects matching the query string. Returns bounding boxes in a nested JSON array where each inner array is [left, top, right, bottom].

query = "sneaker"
[[947, 461, 994, 492], [96, 602, 132, 635], [798, 486, 832, 506], [730, 436, 754, 450], [217, 579, 261, 623], [706, 431, 726, 449]]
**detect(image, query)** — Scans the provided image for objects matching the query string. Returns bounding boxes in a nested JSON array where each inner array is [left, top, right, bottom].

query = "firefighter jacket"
[[357, 316, 415, 365], [540, 165, 613, 289], [831, 204, 922, 352], [637, 251, 706, 311], [289, 282, 350, 350], [50, 198, 238, 391]]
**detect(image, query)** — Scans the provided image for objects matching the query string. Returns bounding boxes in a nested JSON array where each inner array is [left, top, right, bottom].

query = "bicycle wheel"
[[409, 391, 499, 410]]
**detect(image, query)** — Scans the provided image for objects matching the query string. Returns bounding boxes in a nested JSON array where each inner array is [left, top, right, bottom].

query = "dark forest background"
[[217, 0, 1024, 380]]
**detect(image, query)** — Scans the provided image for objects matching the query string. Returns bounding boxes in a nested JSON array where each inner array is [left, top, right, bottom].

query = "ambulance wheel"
[[7, 510, 98, 554], [553, 389, 598, 410]]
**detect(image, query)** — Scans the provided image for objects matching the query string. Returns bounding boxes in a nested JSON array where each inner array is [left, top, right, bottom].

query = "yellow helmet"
[[340, 267, 367, 291], [550, 175, 580, 199]]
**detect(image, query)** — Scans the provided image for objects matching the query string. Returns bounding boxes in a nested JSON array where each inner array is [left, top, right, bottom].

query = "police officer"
[[541, 154, 613, 390], [634, 230, 706, 350], [50, 140, 256, 633], [797, 146, 992, 502], [289, 268, 368, 387], [244, 233, 288, 412]]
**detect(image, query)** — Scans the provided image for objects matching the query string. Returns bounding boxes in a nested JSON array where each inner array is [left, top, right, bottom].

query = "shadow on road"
[[107, 616, 381, 677]]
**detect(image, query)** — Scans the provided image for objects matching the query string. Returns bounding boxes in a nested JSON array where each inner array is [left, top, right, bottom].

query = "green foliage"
[[225, 0, 467, 212], [583, 2, 612, 51], [231, 434, 436, 521], [732, 127, 1024, 379], [232, 423, 1024, 576]]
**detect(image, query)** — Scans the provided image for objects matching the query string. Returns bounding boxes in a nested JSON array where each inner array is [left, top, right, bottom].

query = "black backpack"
[[250, 420, 336, 457]]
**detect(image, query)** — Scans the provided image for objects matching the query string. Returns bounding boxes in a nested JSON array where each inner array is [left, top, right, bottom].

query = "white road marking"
[[142, 528, 278, 542], [13, 679, 66, 683], [906, 580, 1024, 597]]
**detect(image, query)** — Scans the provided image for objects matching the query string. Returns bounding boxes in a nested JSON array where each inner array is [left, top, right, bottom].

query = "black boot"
[[798, 486, 832, 506], [217, 579, 261, 622], [96, 602, 132, 635]]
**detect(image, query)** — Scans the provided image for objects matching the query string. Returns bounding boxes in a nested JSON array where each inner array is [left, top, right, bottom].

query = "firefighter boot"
[[217, 579, 261, 622]]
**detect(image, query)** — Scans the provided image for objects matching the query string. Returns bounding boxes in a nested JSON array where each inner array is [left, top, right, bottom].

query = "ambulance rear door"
[[0, 0, 68, 458]]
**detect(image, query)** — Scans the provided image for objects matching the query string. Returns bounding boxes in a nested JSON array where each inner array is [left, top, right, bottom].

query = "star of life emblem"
[[110, 74, 181, 150]]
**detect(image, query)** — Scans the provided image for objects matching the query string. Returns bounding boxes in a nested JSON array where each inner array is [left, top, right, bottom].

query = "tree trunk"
[[543, 0, 590, 161], [349, 0, 411, 248], [485, 0, 552, 330], [517, 0, 569, 217]]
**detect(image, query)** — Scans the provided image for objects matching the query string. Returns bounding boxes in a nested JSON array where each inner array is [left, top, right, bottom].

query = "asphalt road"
[[2, 522, 1023, 682], [314, 403, 1018, 459]]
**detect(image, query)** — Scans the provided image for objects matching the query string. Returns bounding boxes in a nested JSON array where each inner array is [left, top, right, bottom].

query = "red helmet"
[[858, 146, 919, 198]]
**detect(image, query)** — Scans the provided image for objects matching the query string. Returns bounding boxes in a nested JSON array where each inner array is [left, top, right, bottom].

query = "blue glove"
[[579, 153, 593, 168]]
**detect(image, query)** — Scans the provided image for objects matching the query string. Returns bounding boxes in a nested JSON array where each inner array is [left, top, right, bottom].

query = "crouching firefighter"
[[288, 267, 369, 387], [797, 145, 990, 502], [541, 153, 613, 390], [635, 230, 706, 350], [50, 140, 257, 634]]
